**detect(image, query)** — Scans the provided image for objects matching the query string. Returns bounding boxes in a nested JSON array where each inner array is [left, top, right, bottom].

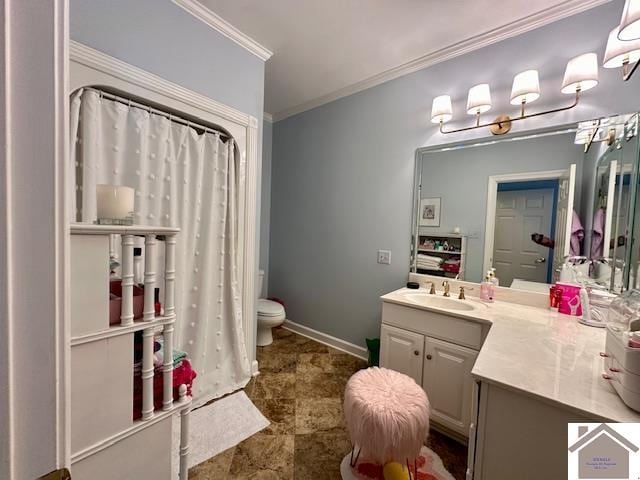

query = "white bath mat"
[[172, 390, 270, 476]]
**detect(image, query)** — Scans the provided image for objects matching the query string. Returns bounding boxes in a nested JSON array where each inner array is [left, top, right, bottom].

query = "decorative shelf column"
[[120, 235, 135, 326], [162, 234, 177, 411], [179, 385, 190, 480], [143, 234, 157, 322], [141, 327, 155, 421]]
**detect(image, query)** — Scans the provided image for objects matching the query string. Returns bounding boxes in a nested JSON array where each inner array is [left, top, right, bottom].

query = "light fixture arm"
[[439, 90, 581, 135], [623, 58, 640, 81]]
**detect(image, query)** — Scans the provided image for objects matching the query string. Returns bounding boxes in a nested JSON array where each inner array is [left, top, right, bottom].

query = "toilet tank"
[[258, 269, 264, 298]]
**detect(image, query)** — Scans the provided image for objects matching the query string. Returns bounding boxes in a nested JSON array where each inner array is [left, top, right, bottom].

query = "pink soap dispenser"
[[480, 275, 494, 302]]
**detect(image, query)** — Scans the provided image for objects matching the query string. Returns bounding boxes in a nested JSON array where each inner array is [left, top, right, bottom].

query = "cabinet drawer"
[[382, 302, 484, 350]]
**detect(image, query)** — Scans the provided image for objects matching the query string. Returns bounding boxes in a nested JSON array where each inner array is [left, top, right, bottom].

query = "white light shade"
[[510, 70, 540, 105], [604, 27, 640, 68], [561, 53, 599, 94], [619, 0, 640, 41], [466, 84, 492, 115], [431, 95, 453, 123]]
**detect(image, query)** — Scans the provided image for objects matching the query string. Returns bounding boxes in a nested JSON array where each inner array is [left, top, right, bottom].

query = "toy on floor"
[[383, 462, 409, 480]]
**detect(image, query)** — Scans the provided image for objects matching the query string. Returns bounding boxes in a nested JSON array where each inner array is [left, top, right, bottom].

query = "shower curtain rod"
[[85, 87, 231, 140]]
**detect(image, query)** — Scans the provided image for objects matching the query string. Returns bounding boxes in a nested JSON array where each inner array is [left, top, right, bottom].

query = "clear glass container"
[[608, 289, 640, 333]]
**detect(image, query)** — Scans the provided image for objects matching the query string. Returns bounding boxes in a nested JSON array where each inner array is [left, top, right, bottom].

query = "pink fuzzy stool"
[[342, 367, 430, 480]]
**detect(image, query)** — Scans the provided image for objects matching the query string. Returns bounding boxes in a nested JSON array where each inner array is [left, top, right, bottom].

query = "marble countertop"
[[381, 287, 640, 423]]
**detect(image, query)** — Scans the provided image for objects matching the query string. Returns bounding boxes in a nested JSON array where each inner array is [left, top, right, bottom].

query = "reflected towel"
[[570, 210, 584, 256], [591, 208, 605, 259]]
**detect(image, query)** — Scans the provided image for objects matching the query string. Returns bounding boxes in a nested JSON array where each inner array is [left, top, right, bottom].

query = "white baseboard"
[[282, 320, 368, 361]]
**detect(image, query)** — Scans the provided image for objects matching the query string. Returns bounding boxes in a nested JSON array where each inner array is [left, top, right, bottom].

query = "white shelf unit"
[[414, 233, 467, 280], [70, 224, 191, 480]]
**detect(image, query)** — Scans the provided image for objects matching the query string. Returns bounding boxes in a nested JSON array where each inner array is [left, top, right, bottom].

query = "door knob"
[[534, 257, 546, 264], [426, 354, 432, 360], [414, 350, 420, 356]]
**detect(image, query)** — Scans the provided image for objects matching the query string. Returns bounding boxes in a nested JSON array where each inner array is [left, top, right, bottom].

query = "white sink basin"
[[404, 293, 477, 311]]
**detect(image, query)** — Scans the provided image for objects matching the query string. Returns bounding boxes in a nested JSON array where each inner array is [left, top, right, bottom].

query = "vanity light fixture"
[[604, 26, 640, 81], [510, 70, 540, 115], [466, 83, 492, 125], [430, 95, 453, 124], [432, 53, 598, 135], [619, 0, 640, 41]]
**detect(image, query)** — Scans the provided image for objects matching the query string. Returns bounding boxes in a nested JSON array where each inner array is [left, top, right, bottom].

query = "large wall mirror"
[[411, 113, 640, 294]]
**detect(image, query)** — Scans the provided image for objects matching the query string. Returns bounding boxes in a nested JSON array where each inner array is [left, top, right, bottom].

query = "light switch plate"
[[378, 250, 391, 265]]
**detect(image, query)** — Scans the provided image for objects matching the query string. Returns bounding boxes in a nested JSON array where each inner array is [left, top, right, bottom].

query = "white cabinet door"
[[380, 324, 424, 385], [423, 336, 478, 436]]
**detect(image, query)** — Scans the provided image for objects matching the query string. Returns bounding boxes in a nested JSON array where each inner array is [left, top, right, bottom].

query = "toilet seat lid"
[[257, 299, 285, 317]]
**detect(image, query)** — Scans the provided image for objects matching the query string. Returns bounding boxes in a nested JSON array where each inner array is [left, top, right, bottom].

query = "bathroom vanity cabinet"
[[380, 284, 640, 480], [380, 301, 487, 437]]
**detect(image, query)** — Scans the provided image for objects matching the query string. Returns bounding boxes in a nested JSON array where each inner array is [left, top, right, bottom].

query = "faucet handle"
[[428, 282, 436, 295], [458, 286, 466, 300]]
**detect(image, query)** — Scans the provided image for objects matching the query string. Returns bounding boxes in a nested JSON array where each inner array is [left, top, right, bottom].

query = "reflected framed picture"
[[419, 197, 441, 227]]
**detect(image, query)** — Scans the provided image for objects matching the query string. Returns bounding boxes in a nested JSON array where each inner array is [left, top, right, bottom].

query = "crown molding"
[[272, 0, 611, 122], [263, 112, 273, 123], [172, 0, 273, 61], [69, 40, 252, 127]]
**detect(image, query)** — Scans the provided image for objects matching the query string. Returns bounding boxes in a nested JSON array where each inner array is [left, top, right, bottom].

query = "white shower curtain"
[[70, 89, 251, 403]]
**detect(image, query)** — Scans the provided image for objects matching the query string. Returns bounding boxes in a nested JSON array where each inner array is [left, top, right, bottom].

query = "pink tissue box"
[[556, 282, 582, 316]]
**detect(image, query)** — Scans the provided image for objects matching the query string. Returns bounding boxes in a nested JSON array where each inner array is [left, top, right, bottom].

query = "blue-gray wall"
[[419, 132, 584, 282], [270, 2, 640, 347], [70, 0, 265, 119], [261, 120, 273, 295]]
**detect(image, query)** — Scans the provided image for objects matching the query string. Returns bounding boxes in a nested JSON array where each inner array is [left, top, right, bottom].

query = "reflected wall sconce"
[[574, 114, 636, 152], [432, 53, 598, 135]]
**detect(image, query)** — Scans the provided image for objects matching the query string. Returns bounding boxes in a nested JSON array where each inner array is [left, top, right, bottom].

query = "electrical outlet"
[[378, 250, 391, 265]]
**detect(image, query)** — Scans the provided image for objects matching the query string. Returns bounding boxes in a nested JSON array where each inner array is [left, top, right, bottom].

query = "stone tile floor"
[[189, 327, 467, 479]]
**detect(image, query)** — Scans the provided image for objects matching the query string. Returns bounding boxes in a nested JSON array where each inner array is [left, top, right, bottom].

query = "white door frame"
[[483, 169, 566, 277], [1, 0, 69, 478]]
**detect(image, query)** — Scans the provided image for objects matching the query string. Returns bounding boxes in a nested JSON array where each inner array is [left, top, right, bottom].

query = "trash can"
[[366, 337, 380, 367]]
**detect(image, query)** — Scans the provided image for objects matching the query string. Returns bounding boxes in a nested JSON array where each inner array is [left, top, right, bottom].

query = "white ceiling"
[[200, 0, 608, 120]]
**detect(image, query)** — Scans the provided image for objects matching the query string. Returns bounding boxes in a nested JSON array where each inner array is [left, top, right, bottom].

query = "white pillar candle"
[[96, 184, 134, 220]]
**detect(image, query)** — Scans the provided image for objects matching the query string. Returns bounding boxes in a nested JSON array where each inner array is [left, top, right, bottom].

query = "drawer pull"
[[603, 373, 612, 380], [600, 352, 610, 357], [414, 350, 420, 356], [609, 367, 622, 373], [426, 354, 433, 360]]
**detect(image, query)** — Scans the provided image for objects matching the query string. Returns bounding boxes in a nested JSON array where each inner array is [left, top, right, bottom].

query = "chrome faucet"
[[442, 281, 450, 297], [428, 282, 436, 295]]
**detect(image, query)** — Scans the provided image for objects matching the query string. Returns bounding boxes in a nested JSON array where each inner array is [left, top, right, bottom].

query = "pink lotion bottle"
[[480, 275, 494, 302]]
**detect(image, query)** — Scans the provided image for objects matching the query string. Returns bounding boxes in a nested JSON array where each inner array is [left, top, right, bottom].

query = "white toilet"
[[256, 270, 286, 346]]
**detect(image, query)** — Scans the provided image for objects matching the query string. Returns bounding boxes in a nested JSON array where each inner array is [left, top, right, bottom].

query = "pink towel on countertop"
[[591, 208, 605, 259], [570, 210, 584, 256]]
